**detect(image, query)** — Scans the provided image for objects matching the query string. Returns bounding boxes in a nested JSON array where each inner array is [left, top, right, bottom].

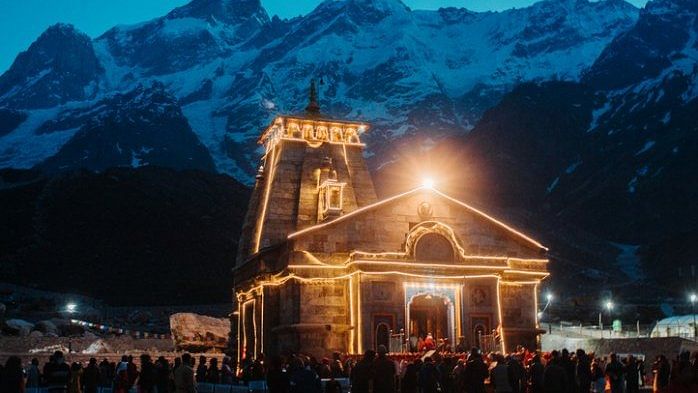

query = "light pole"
[[690, 293, 697, 338], [600, 300, 614, 338], [606, 300, 614, 337]]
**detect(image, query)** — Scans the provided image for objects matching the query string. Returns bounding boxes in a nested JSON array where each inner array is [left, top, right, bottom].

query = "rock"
[[170, 313, 229, 352], [0, 302, 6, 319], [35, 320, 59, 335], [29, 330, 44, 338], [82, 339, 113, 354], [5, 319, 34, 336]]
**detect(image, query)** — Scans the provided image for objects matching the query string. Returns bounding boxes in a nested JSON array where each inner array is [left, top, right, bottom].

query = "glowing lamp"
[[691, 293, 697, 303], [605, 300, 614, 311], [546, 293, 553, 302], [66, 303, 77, 313], [422, 178, 435, 189]]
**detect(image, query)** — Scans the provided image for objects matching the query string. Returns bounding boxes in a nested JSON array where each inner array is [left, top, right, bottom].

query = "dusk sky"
[[0, 0, 649, 73]]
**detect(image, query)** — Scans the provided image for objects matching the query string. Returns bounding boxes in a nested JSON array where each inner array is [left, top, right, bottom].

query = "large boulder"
[[82, 339, 113, 354], [4, 319, 34, 336], [170, 313, 229, 352]]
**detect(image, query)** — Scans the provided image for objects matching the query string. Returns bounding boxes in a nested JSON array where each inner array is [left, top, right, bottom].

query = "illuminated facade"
[[232, 87, 548, 359]]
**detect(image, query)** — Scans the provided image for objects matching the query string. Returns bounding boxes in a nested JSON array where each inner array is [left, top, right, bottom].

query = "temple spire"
[[305, 79, 320, 115]]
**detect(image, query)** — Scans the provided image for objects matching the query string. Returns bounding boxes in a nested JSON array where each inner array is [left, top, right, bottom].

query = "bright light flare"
[[605, 300, 614, 311], [66, 303, 77, 313], [546, 292, 553, 302], [690, 293, 697, 303], [422, 177, 435, 189]]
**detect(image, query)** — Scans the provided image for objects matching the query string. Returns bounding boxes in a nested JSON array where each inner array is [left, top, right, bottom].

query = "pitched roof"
[[287, 185, 548, 251]]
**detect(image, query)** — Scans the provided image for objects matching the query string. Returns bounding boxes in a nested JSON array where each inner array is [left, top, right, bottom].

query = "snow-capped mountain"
[[374, 0, 698, 301], [0, 0, 639, 181]]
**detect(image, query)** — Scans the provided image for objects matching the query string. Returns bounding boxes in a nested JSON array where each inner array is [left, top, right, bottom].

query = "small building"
[[232, 85, 549, 359], [651, 315, 698, 338]]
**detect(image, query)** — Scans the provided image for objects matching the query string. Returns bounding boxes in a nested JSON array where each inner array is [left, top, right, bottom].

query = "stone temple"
[[232, 85, 549, 361]]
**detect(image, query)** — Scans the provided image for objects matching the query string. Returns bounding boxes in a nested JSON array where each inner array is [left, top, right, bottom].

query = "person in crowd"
[[604, 353, 624, 393], [98, 359, 111, 388], [464, 348, 489, 393], [266, 356, 289, 393], [138, 354, 156, 393], [624, 355, 640, 393], [324, 373, 342, 393], [374, 345, 396, 393], [330, 353, 344, 378], [489, 353, 512, 393], [528, 353, 546, 393], [418, 356, 440, 393], [1, 356, 25, 393], [220, 357, 234, 385], [205, 358, 220, 384], [155, 357, 170, 393], [195, 357, 207, 384], [560, 349, 575, 393], [401, 359, 420, 393], [82, 358, 100, 393], [288, 356, 321, 393], [452, 358, 467, 393], [543, 350, 568, 393], [508, 354, 525, 393], [317, 359, 332, 379], [351, 350, 375, 393], [590, 357, 605, 393], [174, 354, 196, 393], [45, 351, 71, 393], [423, 333, 436, 351], [575, 349, 592, 393], [126, 356, 138, 390], [67, 363, 82, 393], [26, 358, 41, 389], [638, 358, 646, 387], [113, 358, 130, 393]]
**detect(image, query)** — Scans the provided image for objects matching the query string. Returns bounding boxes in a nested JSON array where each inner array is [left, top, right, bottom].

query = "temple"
[[232, 83, 549, 360]]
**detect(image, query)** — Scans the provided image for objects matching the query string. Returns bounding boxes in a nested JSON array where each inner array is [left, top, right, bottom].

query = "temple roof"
[[287, 185, 548, 251]]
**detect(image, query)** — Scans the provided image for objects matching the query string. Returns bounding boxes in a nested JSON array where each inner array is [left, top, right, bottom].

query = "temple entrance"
[[408, 294, 453, 346]]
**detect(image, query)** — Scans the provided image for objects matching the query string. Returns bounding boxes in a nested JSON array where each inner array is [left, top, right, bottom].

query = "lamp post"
[[600, 300, 614, 338], [690, 294, 697, 338]]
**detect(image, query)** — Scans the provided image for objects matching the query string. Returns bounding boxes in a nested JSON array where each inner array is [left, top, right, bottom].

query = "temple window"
[[318, 180, 345, 221]]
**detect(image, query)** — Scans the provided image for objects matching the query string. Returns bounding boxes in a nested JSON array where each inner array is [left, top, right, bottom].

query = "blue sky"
[[0, 0, 648, 73]]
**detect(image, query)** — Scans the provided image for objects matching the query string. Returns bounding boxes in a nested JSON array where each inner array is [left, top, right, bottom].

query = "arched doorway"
[[408, 294, 453, 345], [375, 322, 390, 349]]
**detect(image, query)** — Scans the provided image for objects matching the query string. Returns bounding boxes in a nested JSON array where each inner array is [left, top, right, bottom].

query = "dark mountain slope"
[[0, 167, 250, 305]]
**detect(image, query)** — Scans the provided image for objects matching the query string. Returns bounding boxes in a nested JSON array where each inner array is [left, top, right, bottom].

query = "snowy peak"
[[39, 82, 215, 173], [167, 0, 270, 26], [0, 23, 103, 108], [583, 0, 696, 90]]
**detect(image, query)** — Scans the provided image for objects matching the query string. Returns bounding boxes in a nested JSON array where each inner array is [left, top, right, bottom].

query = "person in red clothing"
[[423, 333, 436, 351]]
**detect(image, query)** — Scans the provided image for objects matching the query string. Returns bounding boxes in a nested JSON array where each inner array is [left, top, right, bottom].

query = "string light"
[[288, 186, 548, 251], [496, 278, 506, 352]]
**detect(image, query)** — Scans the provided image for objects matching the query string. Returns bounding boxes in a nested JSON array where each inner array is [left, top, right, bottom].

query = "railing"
[[24, 379, 352, 393]]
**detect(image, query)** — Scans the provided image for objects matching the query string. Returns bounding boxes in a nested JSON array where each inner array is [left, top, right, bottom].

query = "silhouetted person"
[[418, 357, 441, 393], [490, 353, 512, 393], [575, 349, 592, 393], [26, 358, 41, 388], [351, 350, 375, 393], [155, 357, 170, 393], [624, 355, 639, 393], [45, 351, 71, 393], [82, 358, 100, 393], [138, 355, 155, 393], [174, 354, 196, 393], [464, 349, 488, 393], [374, 345, 396, 393], [544, 351, 568, 393], [1, 356, 25, 393], [605, 353, 624, 393], [266, 356, 289, 393]]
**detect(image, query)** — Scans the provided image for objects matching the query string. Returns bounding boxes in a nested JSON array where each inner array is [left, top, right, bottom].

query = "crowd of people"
[[2, 347, 698, 393], [0, 351, 236, 393]]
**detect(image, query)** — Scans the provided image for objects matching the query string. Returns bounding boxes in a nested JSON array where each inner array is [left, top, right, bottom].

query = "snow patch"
[[635, 140, 655, 156]]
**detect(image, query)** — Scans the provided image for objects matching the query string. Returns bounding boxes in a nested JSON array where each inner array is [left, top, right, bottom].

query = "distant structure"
[[232, 82, 549, 360]]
